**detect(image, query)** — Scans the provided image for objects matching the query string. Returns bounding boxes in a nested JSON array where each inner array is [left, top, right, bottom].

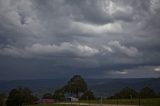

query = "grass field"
[[30, 104, 87, 106], [30, 98, 160, 106], [81, 98, 160, 106]]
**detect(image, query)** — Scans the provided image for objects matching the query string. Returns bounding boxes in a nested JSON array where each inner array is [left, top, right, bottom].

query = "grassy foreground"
[[81, 98, 160, 106], [30, 104, 87, 106], [30, 98, 160, 106]]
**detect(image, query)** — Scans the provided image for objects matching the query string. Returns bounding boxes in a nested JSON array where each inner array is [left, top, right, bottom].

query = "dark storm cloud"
[[0, 0, 160, 80], [64, 0, 114, 25]]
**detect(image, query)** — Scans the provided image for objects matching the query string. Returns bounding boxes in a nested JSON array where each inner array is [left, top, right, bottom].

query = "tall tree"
[[42, 93, 53, 99], [111, 87, 138, 99], [21, 88, 34, 104], [64, 75, 87, 98], [6, 89, 21, 106], [0, 93, 5, 106], [80, 89, 95, 100], [140, 87, 157, 98], [6, 87, 35, 106], [53, 89, 65, 101]]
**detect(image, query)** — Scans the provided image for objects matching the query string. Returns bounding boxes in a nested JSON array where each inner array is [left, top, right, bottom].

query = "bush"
[[80, 89, 95, 100], [6, 87, 35, 106]]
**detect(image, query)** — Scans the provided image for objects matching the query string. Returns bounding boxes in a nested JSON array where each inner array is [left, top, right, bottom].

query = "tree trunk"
[[76, 89, 79, 98]]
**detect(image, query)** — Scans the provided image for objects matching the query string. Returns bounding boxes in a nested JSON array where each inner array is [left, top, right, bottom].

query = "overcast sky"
[[0, 0, 160, 80]]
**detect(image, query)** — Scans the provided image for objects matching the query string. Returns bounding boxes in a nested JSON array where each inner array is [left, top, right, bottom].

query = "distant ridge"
[[0, 78, 160, 97], [86, 78, 160, 97]]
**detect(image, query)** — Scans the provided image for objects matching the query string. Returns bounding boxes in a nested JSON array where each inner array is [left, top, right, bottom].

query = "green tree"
[[80, 89, 95, 100], [42, 93, 53, 99], [6, 89, 21, 106], [0, 93, 5, 106], [53, 89, 65, 101], [21, 88, 34, 104], [140, 87, 157, 98], [111, 87, 138, 99], [6, 87, 35, 106], [64, 75, 87, 98]]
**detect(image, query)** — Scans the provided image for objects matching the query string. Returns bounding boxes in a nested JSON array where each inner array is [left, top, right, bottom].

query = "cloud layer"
[[0, 0, 160, 79]]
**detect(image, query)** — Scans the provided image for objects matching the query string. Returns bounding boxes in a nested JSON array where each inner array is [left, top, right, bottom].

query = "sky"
[[0, 0, 160, 80]]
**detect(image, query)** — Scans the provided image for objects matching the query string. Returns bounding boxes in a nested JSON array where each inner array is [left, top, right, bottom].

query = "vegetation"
[[6, 87, 36, 106], [43, 93, 53, 99], [80, 98, 160, 106], [0, 93, 5, 106], [52, 75, 94, 101], [63, 75, 88, 98], [53, 89, 65, 101], [109, 87, 139, 99], [80, 89, 95, 100], [109, 87, 159, 99], [2, 75, 160, 106], [30, 98, 160, 106], [30, 104, 88, 106], [140, 87, 158, 98]]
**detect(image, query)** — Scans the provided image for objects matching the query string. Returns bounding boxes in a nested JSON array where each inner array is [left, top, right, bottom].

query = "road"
[[58, 102, 138, 106]]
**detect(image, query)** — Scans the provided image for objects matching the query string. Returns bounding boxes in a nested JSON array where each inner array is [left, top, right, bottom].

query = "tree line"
[[0, 75, 95, 106], [0, 75, 160, 106], [52, 75, 95, 101], [108, 87, 160, 99]]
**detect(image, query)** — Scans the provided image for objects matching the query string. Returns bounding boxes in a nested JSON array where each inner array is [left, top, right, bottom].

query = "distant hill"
[[86, 78, 160, 97], [0, 79, 67, 97], [0, 78, 160, 97]]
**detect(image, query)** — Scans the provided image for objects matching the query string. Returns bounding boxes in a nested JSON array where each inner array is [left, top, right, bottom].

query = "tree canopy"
[[140, 87, 157, 98], [0, 93, 5, 106], [42, 93, 53, 99], [80, 89, 95, 100], [6, 87, 35, 106], [53, 89, 65, 101], [52, 75, 94, 101], [110, 87, 138, 99], [109, 87, 158, 99], [64, 75, 88, 97]]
